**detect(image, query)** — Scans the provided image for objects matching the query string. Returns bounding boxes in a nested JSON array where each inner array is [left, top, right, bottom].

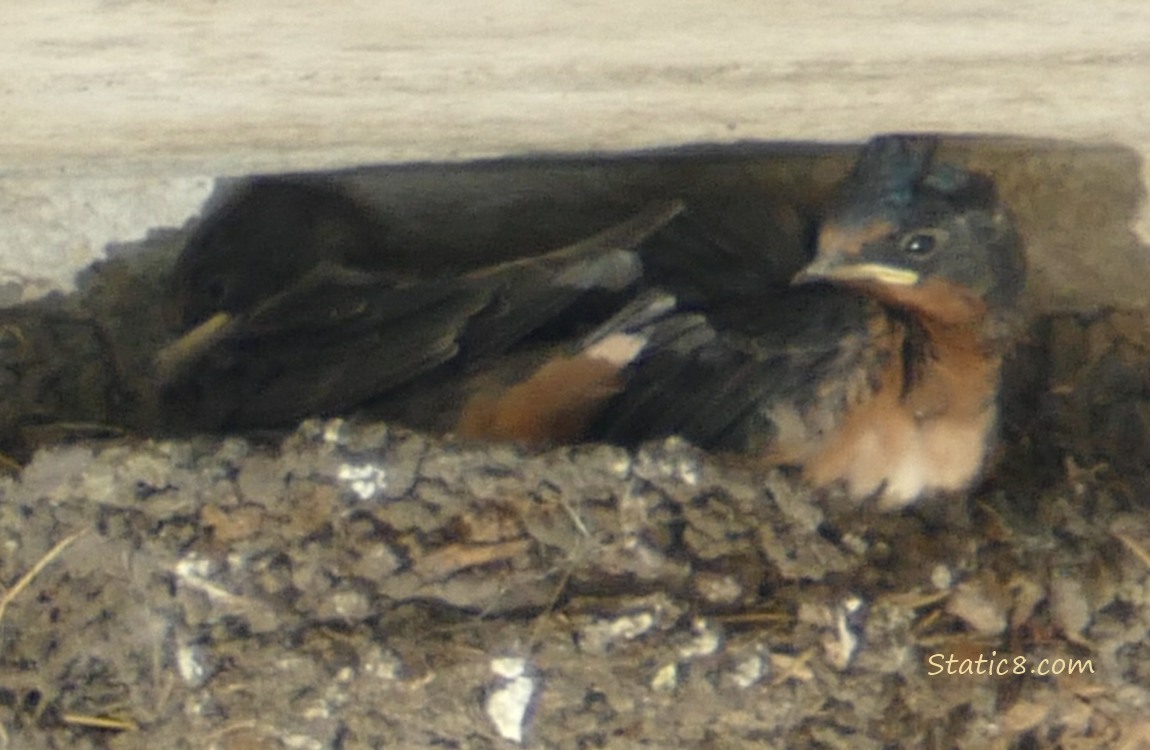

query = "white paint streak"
[[732, 655, 764, 688], [651, 662, 678, 692], [486, 657, 534, 744], [337, 463, 388, 500], [176, 643, 205, 685]]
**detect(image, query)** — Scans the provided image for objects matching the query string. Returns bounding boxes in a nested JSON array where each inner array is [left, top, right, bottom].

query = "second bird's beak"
[[154, 311, 236, 385]]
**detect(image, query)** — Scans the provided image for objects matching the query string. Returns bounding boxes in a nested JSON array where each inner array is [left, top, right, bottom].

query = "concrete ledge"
[[1, 2, 1148, 304], [5, 1, 1149, 175]]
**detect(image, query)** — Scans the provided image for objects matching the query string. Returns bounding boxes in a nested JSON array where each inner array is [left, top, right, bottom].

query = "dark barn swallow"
[[459, 136, 1027, 508], [162, 136, 1025, 507], [159, 194, 684, 431], [170, 178, 398, 332]]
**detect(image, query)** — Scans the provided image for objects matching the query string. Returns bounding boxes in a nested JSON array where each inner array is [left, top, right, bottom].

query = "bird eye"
[[900, 231, 938, 257]]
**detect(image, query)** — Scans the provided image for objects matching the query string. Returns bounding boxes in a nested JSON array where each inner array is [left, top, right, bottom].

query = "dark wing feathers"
[[226, 301, 480, 428], [164, 201, 683, 430], [636, 207, 792, 306], [175, 280, 491, 429], [238, 263, 476, 339], [587, 284, 888, 454], [456, 200, 683, 359]]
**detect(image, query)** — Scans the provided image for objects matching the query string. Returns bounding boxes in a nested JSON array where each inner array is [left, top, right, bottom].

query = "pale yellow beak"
[[154, 311, 235, 385], [793, 258, 920, 287]]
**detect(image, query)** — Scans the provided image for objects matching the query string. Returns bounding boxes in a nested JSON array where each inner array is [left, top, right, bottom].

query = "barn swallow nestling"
[[157, 178, 407, 386], [170, 178, 397, 332], [157, 195, 684, 430], [461, 136, 1027, 508], [161, 135, 1025, 508]]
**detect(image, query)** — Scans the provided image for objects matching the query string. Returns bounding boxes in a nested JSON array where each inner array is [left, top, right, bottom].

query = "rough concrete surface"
[[0, 177, 214, 304], [2, 408, 1150, 749]]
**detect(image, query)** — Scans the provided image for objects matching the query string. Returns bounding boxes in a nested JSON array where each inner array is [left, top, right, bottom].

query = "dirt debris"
[[0, 411, 1147, 748]]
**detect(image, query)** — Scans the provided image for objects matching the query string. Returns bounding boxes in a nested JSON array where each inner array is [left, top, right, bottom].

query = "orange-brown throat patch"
[[868, 277, 990, 329], [904, 318, 1001, 421], [801, 313, 1002, 507]]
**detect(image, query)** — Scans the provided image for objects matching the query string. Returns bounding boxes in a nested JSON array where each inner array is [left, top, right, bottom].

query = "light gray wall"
[[2, 0, 1148, 307]]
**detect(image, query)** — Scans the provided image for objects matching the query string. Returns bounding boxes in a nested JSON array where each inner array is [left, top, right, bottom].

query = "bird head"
[[169, 179, 390, 330], [795, 136, 1026, 334]]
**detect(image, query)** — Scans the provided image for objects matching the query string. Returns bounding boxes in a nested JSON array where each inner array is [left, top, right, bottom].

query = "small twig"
[[770, 647, 816, 686], [529, 566, 574, 642], [0, 528, 89, 625], [204, 721, 260, 743], [558, 496, 591, 538], [712, 611, 792, 625], [60, 714, 138, 732], [1113, 530, 1150, 569]]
